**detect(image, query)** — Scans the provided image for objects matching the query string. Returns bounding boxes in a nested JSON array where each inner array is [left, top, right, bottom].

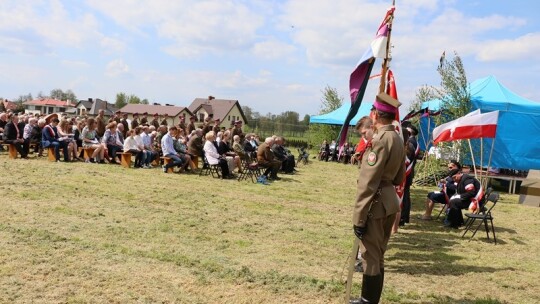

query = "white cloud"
[[105, 59, 130, 77], [61, 60, 90, 68], [252, 39, 296, 59], [476, 33, 540, 62], [0, 0, 125, 54], [87, 0, 264, 58]]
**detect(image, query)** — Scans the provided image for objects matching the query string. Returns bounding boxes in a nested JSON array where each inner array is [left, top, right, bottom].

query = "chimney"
[[88, 98, 93, 102], [153, 102, 161, 106], [208, 95, 215, 100]]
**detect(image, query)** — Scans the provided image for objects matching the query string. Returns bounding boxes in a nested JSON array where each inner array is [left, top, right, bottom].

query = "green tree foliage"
[[319, 85, 343, 114], [49, 89, 77, 101], [436, 51, 471, 122], [128, 94, 141, 104], [307, 86, 344, 147], [115, 92, 127, 109], [302, 114, 310, 125], [409, 85, 436, 113], [141, 99, 149, 105]]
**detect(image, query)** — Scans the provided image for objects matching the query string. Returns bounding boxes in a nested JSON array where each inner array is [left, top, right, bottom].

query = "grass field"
[[1, 155, 539, 303]]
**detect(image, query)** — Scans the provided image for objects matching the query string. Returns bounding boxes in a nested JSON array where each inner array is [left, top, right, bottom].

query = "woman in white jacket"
[[203, 131, 232, 179]]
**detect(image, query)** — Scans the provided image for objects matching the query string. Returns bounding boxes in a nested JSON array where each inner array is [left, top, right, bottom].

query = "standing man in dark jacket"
[[400, 124, 419, 226]]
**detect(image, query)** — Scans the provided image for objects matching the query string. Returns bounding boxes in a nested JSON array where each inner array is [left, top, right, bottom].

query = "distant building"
[[23, 98, 76, 115], [119, 104, 194, 126], [72, 98, 118, 117], [1, 99, 18, 111], [188, 96, 247, 127]]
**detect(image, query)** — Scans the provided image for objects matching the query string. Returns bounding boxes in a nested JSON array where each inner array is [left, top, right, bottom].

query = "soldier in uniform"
[[131, 113, 140, 130], [212, 118, 221, 134], [178, 115, 186, 134], [151, 113, 160, 129], [120, 112, 129, 138], [350, 93, 405, 304], [187, 116, 196, 134], [232, 120, 245, 144], [161, 113, 169, 126], [140, 112, 148, 125], [96, 109, 106, 138]]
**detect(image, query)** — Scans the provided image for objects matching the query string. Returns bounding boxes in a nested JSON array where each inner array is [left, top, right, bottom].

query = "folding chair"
[[199, 154, 221, 178], [461, 190, 499, 244], [237, 156, 261, 183]]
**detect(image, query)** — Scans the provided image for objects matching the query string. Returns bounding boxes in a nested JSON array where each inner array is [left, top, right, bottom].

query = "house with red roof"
[[23, 98, 76, 115]]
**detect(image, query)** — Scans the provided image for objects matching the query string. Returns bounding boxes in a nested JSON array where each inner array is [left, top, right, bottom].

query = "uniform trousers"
[[360, 212, 397, 276]]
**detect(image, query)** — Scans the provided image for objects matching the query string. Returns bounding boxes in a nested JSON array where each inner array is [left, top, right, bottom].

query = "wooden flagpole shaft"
[[345, 237, 360, 303]]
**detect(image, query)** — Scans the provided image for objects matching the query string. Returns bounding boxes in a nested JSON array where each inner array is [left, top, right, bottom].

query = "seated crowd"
[[1, 110, 298, 181]]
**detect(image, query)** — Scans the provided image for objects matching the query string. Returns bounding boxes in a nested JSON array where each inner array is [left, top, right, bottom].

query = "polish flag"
[[433, 110, 499, 145]]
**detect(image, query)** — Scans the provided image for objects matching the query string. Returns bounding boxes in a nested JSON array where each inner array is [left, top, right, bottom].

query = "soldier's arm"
[[353, 138, 386, 227]]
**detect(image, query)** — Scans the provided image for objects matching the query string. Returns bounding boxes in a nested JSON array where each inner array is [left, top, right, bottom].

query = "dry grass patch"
[[0, 156, 539, 303]]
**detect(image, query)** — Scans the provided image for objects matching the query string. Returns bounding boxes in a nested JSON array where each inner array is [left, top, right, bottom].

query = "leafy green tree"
[[49, 89, 77, 101], [141, 98, 149, 105], [319, 85, 343, 114], [302, 114, 310, 125], [308, 86, 344, 147], [128, 94, 141, 104], [436, 51, 471, 122], [409, 85, 436, 113], [115, 92, 127, 109]]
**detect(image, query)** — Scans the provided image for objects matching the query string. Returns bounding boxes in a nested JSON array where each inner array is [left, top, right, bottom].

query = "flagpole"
[[468, 139, 478, 179], [378, 1, 395, 94], [484, 138, 496, 189], [480, 137, 484, 182]]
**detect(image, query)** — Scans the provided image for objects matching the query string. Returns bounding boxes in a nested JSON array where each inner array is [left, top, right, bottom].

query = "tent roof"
[[420, 75, 540, 170], [421, 76, 540, 112], [309, 101, 373, 126]]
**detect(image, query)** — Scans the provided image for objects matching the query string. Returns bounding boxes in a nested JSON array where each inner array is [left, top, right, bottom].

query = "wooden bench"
[[118, 152, 132, 168], [8, 144, 17, 159], [83, 148, 95, 161], [48, 147, 56, 162], [160, 156, 174, 173]]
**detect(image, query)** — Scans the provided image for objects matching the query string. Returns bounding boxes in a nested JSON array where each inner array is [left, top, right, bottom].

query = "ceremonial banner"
[[337, 7, 395, 148]]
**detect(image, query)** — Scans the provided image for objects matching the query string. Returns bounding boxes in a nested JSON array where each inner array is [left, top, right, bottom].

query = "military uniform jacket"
[[353, 124, 406, 226], [187, 122, 196, 134]]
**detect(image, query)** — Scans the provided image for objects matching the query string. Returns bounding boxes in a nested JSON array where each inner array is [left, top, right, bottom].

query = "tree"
[[115, 92, 127, 109], [141, 98, 149, 105], [409, 85, 436, 113], [50, 89, 64, 100], [242, 105, 254, 122], [302, 114, 310, 125], [436, 51, 471, 122], [308, 86, 345, 146], [64, 89, 77, 102], [49, 89, 77, 101], [128, 94, 141, 104], [319, 85, 343, 114]]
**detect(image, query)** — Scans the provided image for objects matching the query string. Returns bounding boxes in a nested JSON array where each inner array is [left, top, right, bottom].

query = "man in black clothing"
[[446, 171, 481, 228], [4, 113, 29, 158]]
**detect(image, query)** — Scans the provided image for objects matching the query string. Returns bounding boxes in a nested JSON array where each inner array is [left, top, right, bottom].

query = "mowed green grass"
[[0, 155, 539, 304]]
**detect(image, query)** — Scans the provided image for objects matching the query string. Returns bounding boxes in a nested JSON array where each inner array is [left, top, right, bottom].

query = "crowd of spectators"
[[1, 109, 299, 182]]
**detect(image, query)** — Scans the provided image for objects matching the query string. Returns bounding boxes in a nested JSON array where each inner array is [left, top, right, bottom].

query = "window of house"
[[199, 113, 205, 122], [228, 115, 230, 121]]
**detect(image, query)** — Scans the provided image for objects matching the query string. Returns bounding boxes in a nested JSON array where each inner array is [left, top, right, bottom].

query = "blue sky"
[[1, 0, 539, 117]]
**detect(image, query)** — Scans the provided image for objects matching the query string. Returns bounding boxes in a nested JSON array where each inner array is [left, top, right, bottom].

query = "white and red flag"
[[432, 110, 499, 145]]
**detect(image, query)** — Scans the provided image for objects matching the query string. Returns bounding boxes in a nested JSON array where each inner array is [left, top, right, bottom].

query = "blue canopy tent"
[[421, 76, 540, 170], [309, 101, 373, 126]]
